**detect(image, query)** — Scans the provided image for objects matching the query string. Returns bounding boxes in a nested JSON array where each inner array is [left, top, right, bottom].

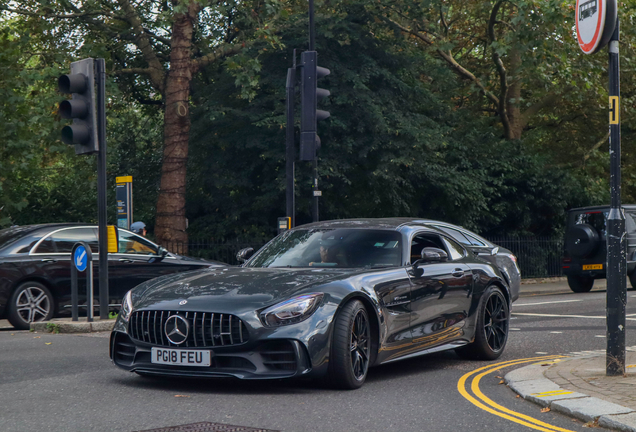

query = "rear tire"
[[328, 300, 371, 390], [567, 275, 594, 293], [456, 286, 509, 360], [7, 282, 54, 330]]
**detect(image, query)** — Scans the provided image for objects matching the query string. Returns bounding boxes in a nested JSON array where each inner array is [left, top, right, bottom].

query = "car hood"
[[133, 266, 355, 312]]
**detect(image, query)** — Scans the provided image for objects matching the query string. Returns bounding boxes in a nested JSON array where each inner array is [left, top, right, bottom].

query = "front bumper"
[[110, 331, 314, 379]]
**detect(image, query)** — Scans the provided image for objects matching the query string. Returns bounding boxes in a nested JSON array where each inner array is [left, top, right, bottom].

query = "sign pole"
[[606, 18, 626, 376], [72, 242, 93, 322], [71, 261, 78, 322]]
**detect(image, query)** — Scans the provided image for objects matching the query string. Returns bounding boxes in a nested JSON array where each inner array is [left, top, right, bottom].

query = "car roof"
[[295, 218, 466, 231], [0, 223, 87, 236], [569, 205, 636, 212]]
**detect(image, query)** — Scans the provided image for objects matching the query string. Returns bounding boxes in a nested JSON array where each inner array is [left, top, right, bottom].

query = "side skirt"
[[379, 341, 468, 364]]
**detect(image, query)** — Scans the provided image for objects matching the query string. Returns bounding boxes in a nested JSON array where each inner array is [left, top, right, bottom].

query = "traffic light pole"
[[96, 58, 109, 320], [606, 18, 626, 376], [286, 52, 296, 228], [308, 0, 320, 222]]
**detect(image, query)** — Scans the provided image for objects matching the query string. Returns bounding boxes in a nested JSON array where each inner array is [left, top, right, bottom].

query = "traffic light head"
[[58, 59, 98, 155], [300, 51, 330, 161]]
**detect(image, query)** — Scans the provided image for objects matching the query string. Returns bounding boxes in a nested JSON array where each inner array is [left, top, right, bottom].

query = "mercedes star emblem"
[[164, 315, 189, 345]]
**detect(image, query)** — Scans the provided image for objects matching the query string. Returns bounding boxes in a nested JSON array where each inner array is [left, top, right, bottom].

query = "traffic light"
[[58, 58, 98, 155], [300, 51, 330, 161]]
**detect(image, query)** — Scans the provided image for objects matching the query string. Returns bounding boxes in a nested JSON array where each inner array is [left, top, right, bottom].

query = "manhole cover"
[[134, 422, 279, 432]]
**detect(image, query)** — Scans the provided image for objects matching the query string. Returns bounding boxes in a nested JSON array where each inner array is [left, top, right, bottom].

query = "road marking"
[[510, 328, 521, 331], [595, 335, 605, 338], [513, 312, 636, 321], [550, 331, 563, 334], [532, 390, 574, 397], [458, 355, 573, 432], [515, 300, 582, 307], [536, 352, 548, 354]]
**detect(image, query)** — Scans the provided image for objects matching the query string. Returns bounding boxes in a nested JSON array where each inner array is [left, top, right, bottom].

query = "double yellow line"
[[457, 356, 575, 432]]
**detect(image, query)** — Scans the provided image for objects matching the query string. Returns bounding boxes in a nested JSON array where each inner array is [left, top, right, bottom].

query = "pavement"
[[506, 276, 636, 430]]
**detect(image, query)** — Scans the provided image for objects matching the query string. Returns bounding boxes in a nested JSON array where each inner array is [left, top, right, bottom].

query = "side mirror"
[[150, 246, 169, 263], [416, 247, 448, 264], [477, 247, 498, 256], [236, 247, 254, 263]]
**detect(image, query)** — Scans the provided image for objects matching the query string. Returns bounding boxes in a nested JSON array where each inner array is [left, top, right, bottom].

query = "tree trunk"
[[155, 4, 198, 253]]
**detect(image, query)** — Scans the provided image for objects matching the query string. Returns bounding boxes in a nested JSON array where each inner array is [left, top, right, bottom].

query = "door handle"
[[41, 259, 57, 263], [452, 268, 464, 277], [118, 259, 134, 263]]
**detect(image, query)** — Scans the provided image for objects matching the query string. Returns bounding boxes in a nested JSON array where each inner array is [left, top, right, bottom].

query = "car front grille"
[[128, 310, 249, 348]]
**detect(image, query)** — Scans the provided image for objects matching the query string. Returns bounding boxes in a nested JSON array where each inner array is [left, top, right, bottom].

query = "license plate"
[[151, 348, 211, 366], [582, 264, 603, 270]]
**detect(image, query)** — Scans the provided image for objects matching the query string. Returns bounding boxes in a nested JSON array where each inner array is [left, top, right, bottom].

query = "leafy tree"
[[186, 4, 586, 240], [2, 0, 285, 248]]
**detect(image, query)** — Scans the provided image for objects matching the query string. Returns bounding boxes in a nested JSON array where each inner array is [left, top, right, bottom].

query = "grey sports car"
[[110, 218, 514, 389]]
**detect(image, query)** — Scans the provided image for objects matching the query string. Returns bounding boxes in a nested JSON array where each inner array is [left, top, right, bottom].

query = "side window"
[[410, 233, 445, 262], [51, 228, 99, 253], [625, 212, 636, 233], [464, 233, 487, 247], [118, 231, 158, 255], [33, 236, 55, 254], [435, 226, 472, 245], [441, 237, 466, 261]]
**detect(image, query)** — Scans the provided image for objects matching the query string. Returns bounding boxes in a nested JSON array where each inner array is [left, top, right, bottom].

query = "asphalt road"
[[0, 287, 633, 432]]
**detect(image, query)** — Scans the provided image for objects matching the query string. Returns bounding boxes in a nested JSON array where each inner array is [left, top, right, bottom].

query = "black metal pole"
[[71, 264, 78, 322], [286, 52, 296, 228], [308, 0, 318, 222], [309, 0, 315, 51], [606, 18, 625, 376], [96, 58, 109, 320], [312, 161, 319, 222]]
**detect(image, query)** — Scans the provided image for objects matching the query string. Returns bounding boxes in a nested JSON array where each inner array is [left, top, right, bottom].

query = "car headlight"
[[260, 293, 324, 327], [120, 290, 133, 322]]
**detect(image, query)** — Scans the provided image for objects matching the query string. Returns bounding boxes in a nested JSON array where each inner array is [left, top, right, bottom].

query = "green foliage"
[[1, 0, 632, 244], [46, 322, 60, 333]]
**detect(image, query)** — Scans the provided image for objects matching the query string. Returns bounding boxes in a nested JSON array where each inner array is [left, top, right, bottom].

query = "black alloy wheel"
[[456, 286, 509, 360], [7, 282, 55, 330], [329, 300, 371, 389], [567, 275, 594, 293]]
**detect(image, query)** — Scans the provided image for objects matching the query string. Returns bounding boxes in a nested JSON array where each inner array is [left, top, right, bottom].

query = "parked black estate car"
[[110, 218, 514, 389], [0, 224, 223, 329], [563, 205, 636, 292]]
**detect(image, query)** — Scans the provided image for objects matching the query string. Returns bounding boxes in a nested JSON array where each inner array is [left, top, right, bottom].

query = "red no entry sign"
[[576, 0, 617, 54]]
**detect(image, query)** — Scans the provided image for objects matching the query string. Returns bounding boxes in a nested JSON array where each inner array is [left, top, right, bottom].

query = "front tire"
[[567, 275, 594, 293], [456, 286, 509, 360], [7, 282, 54, 330], [328, 300, 371, 390]]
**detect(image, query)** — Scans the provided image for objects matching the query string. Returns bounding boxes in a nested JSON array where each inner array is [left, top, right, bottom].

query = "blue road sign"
[[74, 245, 88, 272]]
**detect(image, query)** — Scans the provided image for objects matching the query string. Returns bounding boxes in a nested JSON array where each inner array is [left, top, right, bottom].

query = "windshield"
[[247, 229, 402, 269]]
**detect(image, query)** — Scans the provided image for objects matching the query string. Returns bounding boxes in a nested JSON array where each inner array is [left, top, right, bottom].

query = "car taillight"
[[562, 258, 572, 263]]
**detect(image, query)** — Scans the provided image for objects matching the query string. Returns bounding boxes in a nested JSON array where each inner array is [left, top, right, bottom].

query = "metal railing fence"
[[165, 237, 564, 278], [486, 236, 563, 279]]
